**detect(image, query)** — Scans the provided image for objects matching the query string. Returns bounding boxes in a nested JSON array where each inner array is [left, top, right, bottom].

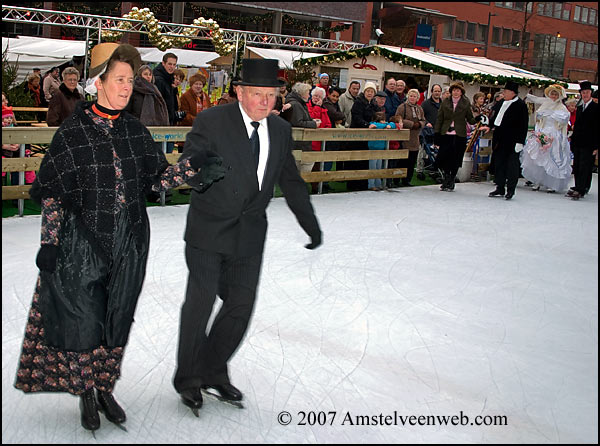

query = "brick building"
[[365, 2, 598, 83]]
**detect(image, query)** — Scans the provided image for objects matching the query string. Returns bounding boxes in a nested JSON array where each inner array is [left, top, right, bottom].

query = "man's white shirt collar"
[[238, 103, 269, 190]]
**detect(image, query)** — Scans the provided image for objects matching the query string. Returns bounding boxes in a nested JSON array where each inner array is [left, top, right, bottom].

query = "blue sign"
[[414, 24, 433, 49]]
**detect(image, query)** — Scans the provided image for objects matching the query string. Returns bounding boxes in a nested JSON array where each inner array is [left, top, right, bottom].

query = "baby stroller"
[[417, 127, 443, 183]]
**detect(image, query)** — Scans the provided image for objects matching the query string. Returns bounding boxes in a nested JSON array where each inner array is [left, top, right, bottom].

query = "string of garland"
[[101, 7, 235, 55], [294, 46, 567, 88]]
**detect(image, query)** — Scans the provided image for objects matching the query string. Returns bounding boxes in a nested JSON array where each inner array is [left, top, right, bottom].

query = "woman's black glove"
[[197, 157, 227, 187], [304, 231, 322, 250], [36, 244, 59, 273]]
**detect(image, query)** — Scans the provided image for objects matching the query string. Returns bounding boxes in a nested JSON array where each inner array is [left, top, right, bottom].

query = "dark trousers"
[[436, 135, 468, 179], [173, 245, 262, 393], [493, 144, 521, 194], [572, 145, 595, 196], [399, 150, 419, 184]]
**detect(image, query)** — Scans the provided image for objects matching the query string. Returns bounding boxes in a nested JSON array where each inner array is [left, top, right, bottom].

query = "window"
[[589, 9, 597, 25], [594, 44, 599, 60], [514, 2, 525, 11], [570, 40, 576, 57], [455, 20, 465, 39], [492, 26, 501, 44], [477, 24, 488, 42], [562, 7, 570, 21], [502, 28, 511, 45], [577, 41, 584, 57], [523, 31, 530, 49], [574, 5, 581, 21], [584, 42, 592, 58], [553, 2, 562, 18], [538, 3, 544, 15], [512, 30, 521, 47], [467, 22, 476, 41], [581, 7, 589, 23], [544, 3, 553, 15], [527, 2, 533, 13], [443, 20, 453, 39]]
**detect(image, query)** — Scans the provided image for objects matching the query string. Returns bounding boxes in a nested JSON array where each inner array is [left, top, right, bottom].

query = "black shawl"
[[30, 101, 169, 255]]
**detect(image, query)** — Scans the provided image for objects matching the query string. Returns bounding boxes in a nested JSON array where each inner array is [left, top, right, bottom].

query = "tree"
[[519, 2, 537, 68], [2, 47, 35, 115]]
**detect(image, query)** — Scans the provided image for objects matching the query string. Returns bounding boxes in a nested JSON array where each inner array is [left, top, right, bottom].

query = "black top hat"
[[579, 80, 593, 91], [234, 59, 281, 87], [503, 80, 520, 94]]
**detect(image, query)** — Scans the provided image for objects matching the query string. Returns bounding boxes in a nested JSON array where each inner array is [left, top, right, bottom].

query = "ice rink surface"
[[2, 179, 598, 444]]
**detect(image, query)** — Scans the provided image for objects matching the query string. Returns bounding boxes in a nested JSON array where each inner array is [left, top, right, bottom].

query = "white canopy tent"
[[2, 36, 86, 85], [246, 46, 320, 69], [3, 36, 220, 85]]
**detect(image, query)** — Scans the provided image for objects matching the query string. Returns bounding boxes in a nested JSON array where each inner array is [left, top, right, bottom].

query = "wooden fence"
[[3, 126, 410, 215]]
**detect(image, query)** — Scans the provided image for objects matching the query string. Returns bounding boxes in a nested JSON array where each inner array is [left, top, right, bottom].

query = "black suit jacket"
[[489, 97, 529, 148], [181, 102, 321, 257], [571, 100, 599, 150]]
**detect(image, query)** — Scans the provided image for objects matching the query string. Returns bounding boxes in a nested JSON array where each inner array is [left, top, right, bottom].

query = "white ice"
[[2, 179, 598, 444]]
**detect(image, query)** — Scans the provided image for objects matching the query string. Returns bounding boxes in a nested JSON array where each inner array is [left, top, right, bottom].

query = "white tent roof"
[[136, 47, 219, 68], [246, 46, 323, 69], [3, 36, 86, 85], [3, 36, 219, 85], [302, 44, 558, 84]]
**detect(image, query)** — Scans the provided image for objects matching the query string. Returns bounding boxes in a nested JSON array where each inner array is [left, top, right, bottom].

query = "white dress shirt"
[[238, 103, 270, 190]]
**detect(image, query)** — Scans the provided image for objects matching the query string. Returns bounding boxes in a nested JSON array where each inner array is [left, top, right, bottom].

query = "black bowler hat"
[[234, 59, 281, 87], [503, 80, 520, 94], [579, 80, 593, 91]]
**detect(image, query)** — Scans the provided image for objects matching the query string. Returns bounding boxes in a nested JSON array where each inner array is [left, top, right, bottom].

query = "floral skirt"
[[14, 276, 124, 396]]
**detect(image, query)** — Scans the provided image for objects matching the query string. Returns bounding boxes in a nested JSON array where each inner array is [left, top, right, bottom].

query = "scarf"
[[133, 77, 169, 126], [494, 97, 519, 127]]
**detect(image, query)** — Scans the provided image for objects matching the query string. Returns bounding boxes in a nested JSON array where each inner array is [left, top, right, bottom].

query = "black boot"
[[488, 188, 505, 197], [80, 389, 100, 431], [202, 383, 243, 402], [97, 389, 126, 425], [448, 176, 456, 191]]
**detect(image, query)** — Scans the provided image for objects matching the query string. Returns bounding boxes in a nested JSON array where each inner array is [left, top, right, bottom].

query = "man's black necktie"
[[250, 121, 260, 168]]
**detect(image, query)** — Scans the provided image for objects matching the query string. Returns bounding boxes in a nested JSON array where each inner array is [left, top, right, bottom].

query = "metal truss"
[[2, 4, 365, 52]]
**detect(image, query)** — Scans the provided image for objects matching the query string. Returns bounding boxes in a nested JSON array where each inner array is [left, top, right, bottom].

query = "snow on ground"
[[2, 179, 598, 443]]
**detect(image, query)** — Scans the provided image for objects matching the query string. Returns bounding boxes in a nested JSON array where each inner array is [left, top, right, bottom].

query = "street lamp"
[[484, 12, 497, 58]]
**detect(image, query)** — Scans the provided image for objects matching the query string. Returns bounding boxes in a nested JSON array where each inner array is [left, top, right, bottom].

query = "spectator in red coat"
[[307, 86, 331, 152]]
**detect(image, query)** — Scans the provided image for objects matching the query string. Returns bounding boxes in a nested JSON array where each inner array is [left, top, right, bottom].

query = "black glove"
[[477, 114, 489, 125], [174, 110, 187, 122], [304, 231, 322, 250], [188, 157, 227, 192], [36, 244, 59, 273], [187, 149, 222, 170]]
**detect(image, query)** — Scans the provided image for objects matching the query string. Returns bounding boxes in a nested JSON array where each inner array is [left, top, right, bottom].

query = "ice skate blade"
[[201, 389, 244, 409], [191, 408, 200, 418]]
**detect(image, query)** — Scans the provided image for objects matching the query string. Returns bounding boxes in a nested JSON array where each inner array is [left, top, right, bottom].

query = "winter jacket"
[[179, 88, 212, 126], [322, 97, 345, 126], [395, 101, 427, 151], [43, 74, 60, 102], [46, 83, 82, 127], [351, 93, 380, 129], [307, 100, 332, 151], [284, 91, 317, 151], [153, 64, 178, 124], [434, 96, 478, 138], [421, 97, 442, 126], [126, 77, 169, 126], [338, 90, 357, 128], [368, 121, 397, 150], [383, 89, 402, 121]]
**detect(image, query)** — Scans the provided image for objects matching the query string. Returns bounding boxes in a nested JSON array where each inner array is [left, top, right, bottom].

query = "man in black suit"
[[487, 81, 529, 200], [173, 59, 322, 413], [567, 81, 599, 200]]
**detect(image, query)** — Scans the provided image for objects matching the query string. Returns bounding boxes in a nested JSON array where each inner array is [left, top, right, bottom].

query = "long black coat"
[[489, 98, 529, 148], [571, 100, 599, 150], [181, 102, 321, 257]]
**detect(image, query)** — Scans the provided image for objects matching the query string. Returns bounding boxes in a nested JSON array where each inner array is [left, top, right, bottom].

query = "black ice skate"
[[80, 389, 100, 436], [180, 388, 203, 417], [201, 384, 244, 409], [97, 390, 127, 431]]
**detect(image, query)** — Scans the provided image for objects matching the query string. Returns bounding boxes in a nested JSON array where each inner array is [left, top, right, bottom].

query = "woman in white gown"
[[521, 84, 572, 193]]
